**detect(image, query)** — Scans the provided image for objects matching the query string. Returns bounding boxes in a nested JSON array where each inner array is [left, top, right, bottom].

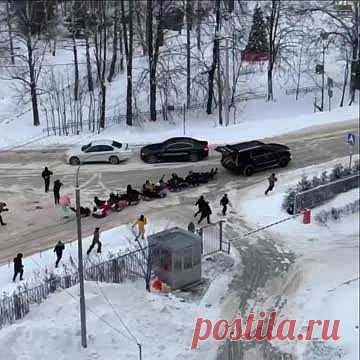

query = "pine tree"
[[245, 5, 268, 53]]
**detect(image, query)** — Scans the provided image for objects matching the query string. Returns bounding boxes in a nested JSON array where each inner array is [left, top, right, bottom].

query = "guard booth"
[[148, 227, 202, 290]]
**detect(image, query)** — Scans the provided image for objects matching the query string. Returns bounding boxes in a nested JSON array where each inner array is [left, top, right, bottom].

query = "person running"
[[265, 173, 278, 195], [53, 179, 63, 205], [41, 167, 53, 193], [220, 194, 230, 216], [198, 201, 212, 225], [13, 253, 24, 282], [132, 215, 147, 239], [194, 195, 206, 218], [87, 227, 102, 255], [54, 241, 65, 268], [0, 202, 8, 226]]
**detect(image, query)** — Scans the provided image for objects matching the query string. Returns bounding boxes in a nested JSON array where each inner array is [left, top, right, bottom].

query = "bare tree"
[[9, 0, 52, 126], [120, 0, 134, 126], [304, 0, 360, 104], [93, 0, 108, 129], [5, 1, 16, 64], [147, 0, 164, 121], [206, 0, 221, 115], [107, 1, 119, 82]]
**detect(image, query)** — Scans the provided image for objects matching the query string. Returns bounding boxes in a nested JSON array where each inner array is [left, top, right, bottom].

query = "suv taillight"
[[203, 144, 209, 152]]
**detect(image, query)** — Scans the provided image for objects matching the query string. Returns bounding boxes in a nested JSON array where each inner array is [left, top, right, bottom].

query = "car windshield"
[[112, 141, 122, 148], [81, 143, 91, 152]]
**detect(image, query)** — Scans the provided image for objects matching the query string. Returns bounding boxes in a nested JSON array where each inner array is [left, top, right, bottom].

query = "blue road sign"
[[347, 133, 356, 145]]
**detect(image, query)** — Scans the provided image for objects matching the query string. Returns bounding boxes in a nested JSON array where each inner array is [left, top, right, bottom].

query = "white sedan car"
[[66, 140, 132, 165]]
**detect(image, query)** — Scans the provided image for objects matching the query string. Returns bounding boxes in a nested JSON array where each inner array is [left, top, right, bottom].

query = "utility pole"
[[224, 38, 230, 126], [75, 166, 87, 348]]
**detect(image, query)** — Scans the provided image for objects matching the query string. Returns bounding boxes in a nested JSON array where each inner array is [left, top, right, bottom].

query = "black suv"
[[141, 137, 209, 163], [215, 140, 291, 176]]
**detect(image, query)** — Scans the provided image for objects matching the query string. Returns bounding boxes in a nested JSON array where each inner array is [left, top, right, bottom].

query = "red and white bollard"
[[302, 208, 311, 224]]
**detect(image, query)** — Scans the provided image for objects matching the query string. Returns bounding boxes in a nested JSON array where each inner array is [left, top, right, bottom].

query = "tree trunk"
[[121, 0, 133, 126], [186, 0, 191, 108], [349, 2, 359, 105], [119, 26, 124, 72], [267, 66, 274, 101], [206, 0, 220, 114], [217, 42, 223, 125], [27, 35, 40, 126], [136, 7, 147, 56], [196, 0, 201, 51], [127, 0, 133, 126], [107, 4, 119, 82], [340, 58, 349, 107], [30, 82, 40, 127], [72, 34, 79, 101], [6, 1, 15, 64], [147, 0, 156, 121], [85, 35, 94, 92]]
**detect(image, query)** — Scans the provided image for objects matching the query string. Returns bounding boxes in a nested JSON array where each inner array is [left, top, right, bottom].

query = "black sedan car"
[[140, 137, 209, 163], [215, 140, 291, 176]]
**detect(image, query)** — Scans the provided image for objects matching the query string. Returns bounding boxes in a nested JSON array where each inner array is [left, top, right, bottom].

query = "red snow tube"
[[152, 279, 162, 291], [303, 209, 311, 224]]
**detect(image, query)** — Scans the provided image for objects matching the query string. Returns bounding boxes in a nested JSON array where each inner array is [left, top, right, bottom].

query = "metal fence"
[[200, 221, 230, 256], [0, 223, 229, 329], [293, 173, 360, 214], [0, 248, 148, 329]]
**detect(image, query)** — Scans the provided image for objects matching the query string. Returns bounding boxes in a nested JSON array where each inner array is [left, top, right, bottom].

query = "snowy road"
[[0, 120, 358, 265]]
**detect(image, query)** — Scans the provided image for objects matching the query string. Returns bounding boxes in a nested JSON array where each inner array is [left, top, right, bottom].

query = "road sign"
[[347, 133, 356, 145]]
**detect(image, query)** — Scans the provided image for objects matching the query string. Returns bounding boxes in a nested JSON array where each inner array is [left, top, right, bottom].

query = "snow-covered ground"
[[0, 267, 236, 360], [0, 213, 239, 360], [230, 157, 359, 360], [0, 218, 182, 295], [0, 100, 358, 150]]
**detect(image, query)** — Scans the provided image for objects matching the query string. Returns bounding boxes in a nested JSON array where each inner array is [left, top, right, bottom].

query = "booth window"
[[160, 249, 171, 271], [174, 256, 182, 273], [183, 247, 193, 270]]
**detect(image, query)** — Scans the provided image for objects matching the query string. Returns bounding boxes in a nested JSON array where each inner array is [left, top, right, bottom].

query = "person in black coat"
[[13, 253, 24, 282], [53, 179, 62, 205], [198, 201, 212, 225], [87, 227, 102, 255], [220, 194, 230, 216], [265, 173, 278, 195], [41, 167, 53, 193], [0, 201, 8, 226], [194, 195, 206, 217], [54, 241, 65, 268]]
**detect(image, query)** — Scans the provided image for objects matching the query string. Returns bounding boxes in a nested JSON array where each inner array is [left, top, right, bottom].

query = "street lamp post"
[[75, 166, 87, 348]]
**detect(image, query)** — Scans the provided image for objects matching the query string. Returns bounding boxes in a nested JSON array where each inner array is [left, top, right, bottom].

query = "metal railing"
[[199, 221, 230, 256], [293, 173, 360, 214], [0, 247, 148, 329], [0, 221, 230, 329]]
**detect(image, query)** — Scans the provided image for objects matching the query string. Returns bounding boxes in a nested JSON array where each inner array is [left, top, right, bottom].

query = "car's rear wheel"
[[279, 157, 290, 168], [190, 153, 200, 162], [243, 165, 254, 176], [145, 155, 158, 164], [69, 156, 80, 165], [109, 156, 120, 165]]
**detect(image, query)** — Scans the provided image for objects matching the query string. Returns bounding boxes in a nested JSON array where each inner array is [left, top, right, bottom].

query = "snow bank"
[[231, 157, 359, 360], [0, 219, 172, 296], [0, 101, 358, 150]]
